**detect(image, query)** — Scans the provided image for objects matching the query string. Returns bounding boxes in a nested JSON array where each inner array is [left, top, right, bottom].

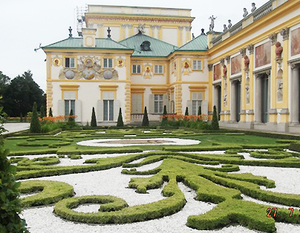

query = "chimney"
[[82, 28, 97, 47]]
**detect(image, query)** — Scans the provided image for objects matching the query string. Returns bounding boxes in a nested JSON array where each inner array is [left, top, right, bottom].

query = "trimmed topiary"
[[29, 102, 41, 133], [162, 105, 167, 123], [197, 106, 202, 121], [40, 105, 44, 119], [185, 107, 189, 116], [211, 105, 219, 130], [0, 147, 28, 232], [90, 107, 97, 127], [67, 109, 76, 127], [142, 106, 149, 127], [117, 108, 124, 127], [49, 107, 53, 117]]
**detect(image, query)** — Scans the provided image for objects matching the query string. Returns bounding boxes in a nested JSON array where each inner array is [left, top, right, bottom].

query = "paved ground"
[[2, 123, 30, 134]]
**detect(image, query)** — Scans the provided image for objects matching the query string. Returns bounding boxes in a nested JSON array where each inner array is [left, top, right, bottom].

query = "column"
[[255, 75, 262, 123], [208, 64, 213, 120], [269, 33, 278, 123]]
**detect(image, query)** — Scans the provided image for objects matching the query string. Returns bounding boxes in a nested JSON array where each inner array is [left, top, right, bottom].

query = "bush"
[[0, 147, 28, 232], [49, 108, 53, 117], [142, 107, 149, 127], [90, 107, 97, 127], [117, 108, 124, 127], [29, 102, 41, 133], [211, 105, 219, 130]]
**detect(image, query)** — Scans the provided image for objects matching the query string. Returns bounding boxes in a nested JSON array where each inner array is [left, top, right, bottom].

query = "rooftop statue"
[[209, 15, 217, 31]]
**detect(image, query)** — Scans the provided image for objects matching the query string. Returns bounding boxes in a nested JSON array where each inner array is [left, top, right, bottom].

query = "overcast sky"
[[0, 0, 268, 92]]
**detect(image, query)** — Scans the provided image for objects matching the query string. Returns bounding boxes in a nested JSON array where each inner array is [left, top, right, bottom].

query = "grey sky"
[[0, 0, 267, 92]]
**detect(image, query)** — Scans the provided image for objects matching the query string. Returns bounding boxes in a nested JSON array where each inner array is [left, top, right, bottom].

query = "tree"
[[142, 106, 149, 127], [29, 102, 41, 133], [117, 108, 124, 127], [197, 105, 202, 121], [3, 71, 44, 117], [49, 107, 53, 117], [211, 105, 219, 130], [67, 109, 76, 127], [40, 105, 45, 119], [90, 107, 97, 127], [185, 107, 189, 116], [0, 71, 10, 97], [162, 105, 168, 123]]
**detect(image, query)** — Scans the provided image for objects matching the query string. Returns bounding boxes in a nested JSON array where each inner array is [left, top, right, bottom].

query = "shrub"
[[197, 106, 202, 121], [142, 107, 149, 127], [162, 105, 167, 123], [117, 108, 124, 127], [211, 105, 219, 130], [67, 109, 76, 128], [40, 105, 45, 119], [185, 107, 189, 116], [49, 108, 53, 117], [29, 102, 41, 133], [0, 147, 28, 232], [90, 107, 97, 127]]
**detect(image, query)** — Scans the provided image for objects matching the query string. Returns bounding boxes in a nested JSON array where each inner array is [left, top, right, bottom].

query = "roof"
[[42, 37, 132, 50], [176, 33, 208, 51], [119, 33, 178, 57]]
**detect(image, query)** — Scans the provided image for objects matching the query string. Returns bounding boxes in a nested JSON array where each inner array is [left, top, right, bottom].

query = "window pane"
[[133, 65, 136, 73], [65, 100, 69, 115], [104, 59, 108, 68], [103, 100, 108, 121], [137, 65, 140, 73], [159, 65, 163, 73], [71, 100, 75, 114], [65, 58, 70, 68], [109, 59, 112, 68], [70, 58, 75, 68], [198, 61, 201, 70], [109, 100, 114, 121]]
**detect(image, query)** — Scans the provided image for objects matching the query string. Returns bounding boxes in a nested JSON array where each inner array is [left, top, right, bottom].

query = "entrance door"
[[103, 100, 114, 121], [261, 75, 269, 123]]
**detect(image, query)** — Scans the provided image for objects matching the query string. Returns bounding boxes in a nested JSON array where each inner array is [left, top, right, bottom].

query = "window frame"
[[132, 64, 141, 74], [64, 57, 75, 68], [154, 64, 163, 74], [103, 58, 113, 68], [192, 60, 202, 71], [154, 94, 163, 113]]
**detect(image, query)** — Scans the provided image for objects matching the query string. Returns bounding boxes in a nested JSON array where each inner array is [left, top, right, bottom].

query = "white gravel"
[[77, 138, 200, 147], [19, 152, 300, 233]]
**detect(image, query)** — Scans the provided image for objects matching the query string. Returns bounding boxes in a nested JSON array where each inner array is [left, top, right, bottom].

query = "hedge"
[[19, 180, 74, 207], [289, 142, 300, 152], [54, 178, 186, 224]]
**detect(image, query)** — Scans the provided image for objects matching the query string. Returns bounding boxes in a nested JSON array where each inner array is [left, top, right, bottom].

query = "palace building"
[[42, 0, 300, 133]]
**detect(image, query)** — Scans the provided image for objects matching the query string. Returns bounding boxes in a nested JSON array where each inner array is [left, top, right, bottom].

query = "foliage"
[[211, 105, 219, 130], [142, 106, 149, 127], [67, 109, 76, 128], [0, 147, 28, 232], [29, 102, 41, 133], [90, 107, 97, 127], [289, 142, 300, 152], [162, 105, 167, 123], [40, 105, 45, 119], [197, 106, 202, 121], [49, 107, 53, 117], [2, 70, 44, 117], [117, 108, 124, 127], [184, 107, 189, 116]]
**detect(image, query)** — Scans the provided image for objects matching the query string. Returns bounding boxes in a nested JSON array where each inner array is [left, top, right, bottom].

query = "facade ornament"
[[245, 85, 250, 104], [137, 24, 145, 34], [107, 27, 111, 38], [280, 28, 290, 40], [269, 33, 278, 45], [223, 64, 227, 77], [143, 64, 153, 79], [247, 44, 254, 54], [220, 58, 225, 65], [240, 48, 246, 56], [275, 41, 283, 59], [251, 3, 257, 13], [200, 28, 205, 35], [182, 60, 191, 75], [223, 24, 228, 32], [208, 64, 213, 71], [228, 19, 232, 29], [225, 56, 231, 63], [223, 93, 227, 107], [243, 8, 248, 18], [68, 26, 73, 38], [209, 15, 217, 31], [244, 55, 250, 70], [277, 80, 283, 102]]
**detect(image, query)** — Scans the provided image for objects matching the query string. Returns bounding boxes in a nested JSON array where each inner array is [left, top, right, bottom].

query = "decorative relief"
[[247, 44, 254, 54], [280, 28, 290, 41], [58, 56, 118, 81], [52, 57, 61, 67], [291, 28, 300, 57], [182, 60, 191, 75], [245, 84, 250, 104], [269, 33, 278, 45], [143, 64, 153, 79], [277, 79, 283, 102], [116, 58, 125, 68]]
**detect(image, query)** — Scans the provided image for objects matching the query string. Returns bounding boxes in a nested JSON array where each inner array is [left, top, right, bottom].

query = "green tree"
[[185, 107, 189, 116], [90, 107, 97, 127], [0, 71, 10, 97], [211, 105, 219, 130], [3, 71, 44, 117], [49, 107, 53, 117], [40, 105, 45, 119], [29, 102, 41, 133], [162, 105, 168, 123], [142, 106, 149, 127], [67, 109, 76, 127], [117, 108, 124, 127], [0, 99, 28, 232], [197, 105, 202, 121]]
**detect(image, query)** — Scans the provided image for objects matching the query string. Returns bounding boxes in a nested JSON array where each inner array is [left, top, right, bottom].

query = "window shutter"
[[97, 100, 103, 121], [75, 100, 82, 122], [113, 100, 120, 121], [187, 100, 192, 115], [58, 100, 64, 116], [201, 100, 208, 115], [163, 94, 169, 113], [149, 94, 154, 113]]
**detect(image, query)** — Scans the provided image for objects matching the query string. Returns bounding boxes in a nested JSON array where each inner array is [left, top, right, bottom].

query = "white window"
[[131, 94, 143, 113], [154, 94, 163, 113], [192, 92, 203, 115], [193, 60, 202, 70], [103, 100, 114, 121], [65, 57, 75, 68], [64, 100, 75, 115], [132, 64, 141, 74], [154, 65, 163, 74], [103, 58, 113, 68]]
